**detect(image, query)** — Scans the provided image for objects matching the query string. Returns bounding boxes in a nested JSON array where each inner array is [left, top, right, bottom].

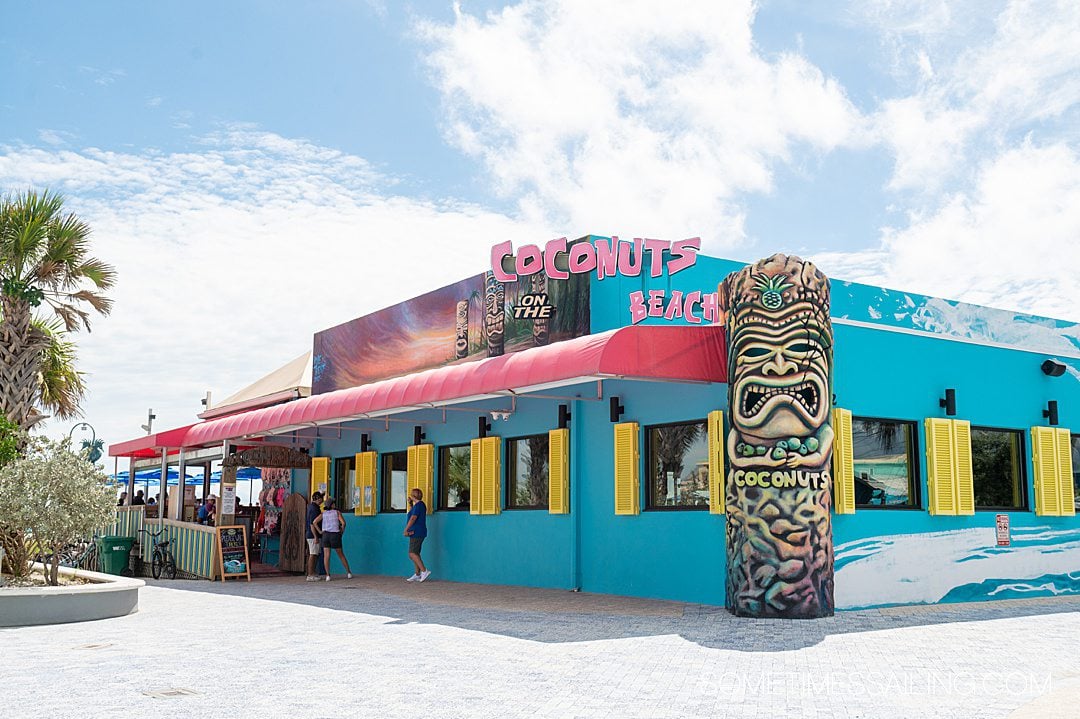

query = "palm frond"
[[30, 316, 86, 420], [75, 257, 117, 291]]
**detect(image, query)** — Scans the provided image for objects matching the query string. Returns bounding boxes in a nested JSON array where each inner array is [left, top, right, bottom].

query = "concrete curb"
[[0, 562, 143, 627]]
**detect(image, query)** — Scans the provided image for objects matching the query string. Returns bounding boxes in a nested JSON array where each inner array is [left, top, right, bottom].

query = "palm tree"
[[0, 189, 115, 430]]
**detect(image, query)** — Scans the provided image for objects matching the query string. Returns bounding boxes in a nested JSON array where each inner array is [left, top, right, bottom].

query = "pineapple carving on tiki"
[[719, 254, 835, 618]]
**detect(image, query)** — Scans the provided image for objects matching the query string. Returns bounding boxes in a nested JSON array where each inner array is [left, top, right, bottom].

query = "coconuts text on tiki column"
[[719, 254, 835, 619]]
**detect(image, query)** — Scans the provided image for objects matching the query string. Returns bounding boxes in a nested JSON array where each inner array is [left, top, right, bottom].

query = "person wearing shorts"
[[312, 497, 352, 582], [404, 488, 430, 582], [305, 491, 323, 582]]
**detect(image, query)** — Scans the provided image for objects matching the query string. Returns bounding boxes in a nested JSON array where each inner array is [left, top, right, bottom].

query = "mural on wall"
[[719, 254, 835, 618], [312, 271, 590, 393], [834, 526, 1080, 609], [833, 283, 1080, 361]]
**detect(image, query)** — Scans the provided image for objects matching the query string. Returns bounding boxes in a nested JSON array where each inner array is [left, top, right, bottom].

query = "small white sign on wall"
[[222, 485, 236, 515], [995, 513, 1010, 547]]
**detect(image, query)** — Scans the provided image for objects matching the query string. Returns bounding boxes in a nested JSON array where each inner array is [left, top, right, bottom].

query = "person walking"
[[312, 497, 352, 582], [304, 491, 323, 581], [404, 488, 430, 582]]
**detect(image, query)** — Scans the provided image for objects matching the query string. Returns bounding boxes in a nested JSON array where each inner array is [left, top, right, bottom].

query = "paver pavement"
[[2, 575, 1079, 719]]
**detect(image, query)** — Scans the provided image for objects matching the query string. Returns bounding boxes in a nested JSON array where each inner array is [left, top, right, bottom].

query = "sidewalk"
[[3, 574, 1079, 719]]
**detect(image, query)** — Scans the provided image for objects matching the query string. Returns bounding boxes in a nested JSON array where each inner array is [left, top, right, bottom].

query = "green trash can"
[[96, 536, 135, 575]]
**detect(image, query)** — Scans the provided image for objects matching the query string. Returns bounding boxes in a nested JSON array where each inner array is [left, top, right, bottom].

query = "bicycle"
[[140, 527, 177, 580]]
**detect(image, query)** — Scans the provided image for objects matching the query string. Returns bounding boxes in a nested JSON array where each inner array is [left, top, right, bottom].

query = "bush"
[[0, 436, 115, 584]]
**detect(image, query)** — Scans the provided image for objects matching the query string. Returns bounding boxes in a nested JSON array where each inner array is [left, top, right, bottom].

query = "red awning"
[[116, 325, 726, 453], [108, 425, 197, 458]]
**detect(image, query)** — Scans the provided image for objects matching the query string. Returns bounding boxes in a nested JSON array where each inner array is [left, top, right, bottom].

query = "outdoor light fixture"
[[1042, 359, 1067, 377], [68, 422, 100, 463], [558, 404, 571, 429], [200, 390, 212, 408], [478, 415, 492, 438], [609, 396, 625, 423], [939, 389, 957, 416], [413, 426, 426, 445], [1044, 400, 1060, 426], [360, 433, 371, 453]]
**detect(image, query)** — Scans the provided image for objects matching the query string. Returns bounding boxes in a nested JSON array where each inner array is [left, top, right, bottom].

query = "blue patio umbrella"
[[209, 467, 263, 480]]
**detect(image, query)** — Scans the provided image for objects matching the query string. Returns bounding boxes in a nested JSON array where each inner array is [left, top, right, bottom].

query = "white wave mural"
[[833, 282, 1080, 361], [834, 526, 1080, 609]]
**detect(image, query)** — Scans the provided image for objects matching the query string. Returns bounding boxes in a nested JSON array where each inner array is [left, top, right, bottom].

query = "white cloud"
[[814, 0, 1080, 320], [416, 0, 864, 251], [37, 129, 75, 146], [864, 0, 1080, 193], [0, 127, 547, 462], [815, 141, 1080, 321]]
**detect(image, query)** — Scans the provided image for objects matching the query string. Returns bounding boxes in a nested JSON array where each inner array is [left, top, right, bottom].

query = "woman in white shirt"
[[311, 498, 353, 582]]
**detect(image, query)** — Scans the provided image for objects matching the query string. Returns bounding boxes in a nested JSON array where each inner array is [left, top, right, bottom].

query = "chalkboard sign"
[[215, 525, 251, 582]]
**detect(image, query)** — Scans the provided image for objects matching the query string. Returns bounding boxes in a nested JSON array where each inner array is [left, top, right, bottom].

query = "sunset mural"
[[312, 271, 590, 394]]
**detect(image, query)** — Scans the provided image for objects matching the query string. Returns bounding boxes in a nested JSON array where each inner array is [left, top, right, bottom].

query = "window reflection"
[[971, 428, 1025, 510], [852, 418, 918, 508], [647, 421, 709, 509]]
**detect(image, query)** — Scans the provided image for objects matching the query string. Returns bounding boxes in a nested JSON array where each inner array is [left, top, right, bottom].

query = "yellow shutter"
[[1032, 426, 1061, 517], [832, 408, 855, 514], [469, 438, 483, 516], [548, 428, 570, 514], [406, 444, 434, 508], [952, 420, 975, 515], [925, 418, 956, 515], [419, 444, 434, 512], [1032, 426, 1062, 517], [707, 410, 725, 514], [1057, 428, 1076, 516], [355, 451, 377, 516], [310, 457, 329, 499], [406, 445, 418, 494], [480, 436, 501, 515], [614, 422, 640, 516]]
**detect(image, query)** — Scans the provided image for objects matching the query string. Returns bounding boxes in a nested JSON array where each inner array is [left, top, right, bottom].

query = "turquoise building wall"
[[305, 246, 1080, 608]]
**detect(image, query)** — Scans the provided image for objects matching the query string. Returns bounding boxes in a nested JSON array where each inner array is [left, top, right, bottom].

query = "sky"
[[1, 0, 1078, 463]]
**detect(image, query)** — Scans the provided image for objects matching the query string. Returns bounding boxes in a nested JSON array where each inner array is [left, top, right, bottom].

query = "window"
[[1073, 435, 1080, 511], [506, 435, 549, 509], [852, 418, 919, 508], [646, 421, 708, 509], [971, 427, 1025, 510], [381, 450, 408, 512], [334, 456, 356, 511], [439, 444, 471, 511]]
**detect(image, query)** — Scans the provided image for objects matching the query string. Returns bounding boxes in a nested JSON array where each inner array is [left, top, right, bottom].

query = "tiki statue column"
[[484, 271, 505, 357], [719, 254, 834, 618]]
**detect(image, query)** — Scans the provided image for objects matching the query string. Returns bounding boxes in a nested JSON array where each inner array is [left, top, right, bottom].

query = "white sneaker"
[[346, 573, 352, 579], [305, 576, 315, 582], [406, 574, 420, 582], [418, 570, 431, 582], [324, 575, 330, 582]]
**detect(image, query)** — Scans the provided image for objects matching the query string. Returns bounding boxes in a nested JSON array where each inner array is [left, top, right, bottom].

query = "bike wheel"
[[165, 556, 177, 580], [151, 551, 162, 580]]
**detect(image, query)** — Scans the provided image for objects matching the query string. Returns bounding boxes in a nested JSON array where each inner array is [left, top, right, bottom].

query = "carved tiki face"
[[724, 255, 832, 441]]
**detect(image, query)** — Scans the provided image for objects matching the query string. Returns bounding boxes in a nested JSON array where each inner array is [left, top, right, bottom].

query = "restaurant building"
[[110, 236, 1080, 616]]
